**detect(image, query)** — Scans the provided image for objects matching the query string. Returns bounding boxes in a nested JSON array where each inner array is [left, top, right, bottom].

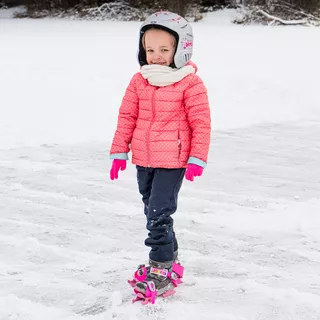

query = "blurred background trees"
[[1, 0, 319, 23]]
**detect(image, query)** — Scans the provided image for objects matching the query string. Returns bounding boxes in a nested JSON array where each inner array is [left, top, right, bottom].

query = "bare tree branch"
[[256, 8, 308, 24]]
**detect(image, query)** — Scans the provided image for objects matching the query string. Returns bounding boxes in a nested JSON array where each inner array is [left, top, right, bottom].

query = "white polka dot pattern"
[[110, 70, 211, 168]]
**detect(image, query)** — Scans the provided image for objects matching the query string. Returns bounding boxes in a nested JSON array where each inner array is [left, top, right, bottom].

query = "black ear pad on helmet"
[[138, 24, 179, 68]]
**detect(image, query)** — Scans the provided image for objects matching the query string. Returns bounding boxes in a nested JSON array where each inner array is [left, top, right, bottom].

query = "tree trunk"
[[168, 0, 189, 17], [175, 0, 185, 16]]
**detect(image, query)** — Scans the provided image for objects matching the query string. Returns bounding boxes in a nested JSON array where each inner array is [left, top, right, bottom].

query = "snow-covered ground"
[[1, 9, 320, 320]]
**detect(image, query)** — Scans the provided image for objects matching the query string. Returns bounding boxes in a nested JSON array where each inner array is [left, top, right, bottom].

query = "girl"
[[109, 11, 211, 302]]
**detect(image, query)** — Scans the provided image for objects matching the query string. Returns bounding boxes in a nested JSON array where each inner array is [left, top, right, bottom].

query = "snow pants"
[[136, 166, 185, 263]]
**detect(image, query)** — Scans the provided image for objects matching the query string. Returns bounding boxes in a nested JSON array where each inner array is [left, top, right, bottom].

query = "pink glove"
[[110, 159, 127, 180], [185, 164, 203, 182]]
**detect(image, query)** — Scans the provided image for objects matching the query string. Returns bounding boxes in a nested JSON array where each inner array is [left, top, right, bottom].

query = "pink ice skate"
[[128, 262, 184, 288], [128, 262, 184, 305]]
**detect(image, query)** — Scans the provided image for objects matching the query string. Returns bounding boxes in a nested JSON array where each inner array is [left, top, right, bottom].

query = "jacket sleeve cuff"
[[187, 156, 206, 168], [110, 153, 129, 160]]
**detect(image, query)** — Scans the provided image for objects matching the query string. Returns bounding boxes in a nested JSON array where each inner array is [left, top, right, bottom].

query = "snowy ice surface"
[[1, 9, 320, 320]]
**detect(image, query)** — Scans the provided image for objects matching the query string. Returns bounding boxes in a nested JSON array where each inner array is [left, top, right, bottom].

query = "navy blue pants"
[[136, 166, 185, 263]]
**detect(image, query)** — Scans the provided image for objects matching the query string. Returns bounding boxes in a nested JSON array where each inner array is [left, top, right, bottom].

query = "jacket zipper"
[[178, 130, 181, 165], [146, 88, 157, 167]]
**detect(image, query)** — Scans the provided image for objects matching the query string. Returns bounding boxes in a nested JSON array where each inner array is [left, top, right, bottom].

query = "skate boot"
[[128, 251, 184, 288], [131, 258, 184, 305]]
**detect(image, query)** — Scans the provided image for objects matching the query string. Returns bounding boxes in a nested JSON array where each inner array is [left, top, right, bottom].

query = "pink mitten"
[[110, 159, 127, 180], [185, 164, 203, 182]]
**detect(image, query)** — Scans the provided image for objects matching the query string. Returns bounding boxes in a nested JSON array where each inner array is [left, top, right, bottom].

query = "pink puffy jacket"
[[110, 63, 211, 169]]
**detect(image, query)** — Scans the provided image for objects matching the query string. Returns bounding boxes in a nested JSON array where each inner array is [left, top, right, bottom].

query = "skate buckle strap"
[[169, 262, 184, 286], [150, 267, 168, 278], [146, 280, 157, 304], [133, 265, 148, 282], [133, 281, 157, 304], [172, 262, 184, 278], [149, 266, 181, 288]]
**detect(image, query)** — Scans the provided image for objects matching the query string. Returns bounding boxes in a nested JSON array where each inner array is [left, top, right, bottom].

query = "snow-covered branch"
[[81, 2, 149, 21], [272, 2, 320, 22], [233, 3, 320, 26], [256, 9, 307, 25]]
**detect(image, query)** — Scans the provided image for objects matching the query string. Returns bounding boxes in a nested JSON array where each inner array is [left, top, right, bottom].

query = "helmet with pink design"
[[138, 11, 194, 69]]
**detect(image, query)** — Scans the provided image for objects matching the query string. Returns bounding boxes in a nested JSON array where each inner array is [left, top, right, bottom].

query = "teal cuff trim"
[[110, 153, 129, 160], [187, 157, 206, 168]]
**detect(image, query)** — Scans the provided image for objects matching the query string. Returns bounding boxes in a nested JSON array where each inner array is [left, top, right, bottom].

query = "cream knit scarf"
[[141, 64, 195, 87]]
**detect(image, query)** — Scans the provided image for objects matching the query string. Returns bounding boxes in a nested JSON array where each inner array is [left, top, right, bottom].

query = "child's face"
[[144, 29, 175, 66]]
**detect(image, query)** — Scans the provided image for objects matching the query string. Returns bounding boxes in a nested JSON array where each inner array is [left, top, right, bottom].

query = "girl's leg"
[[135, 166, 185, 295], [137, 166, 180, 257], [136, 165, 154, 217], [145, 167, 185, 262], [137, 166, 180, 253]]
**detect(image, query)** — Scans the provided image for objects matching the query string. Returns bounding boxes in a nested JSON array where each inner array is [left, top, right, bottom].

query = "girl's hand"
[[110, 159, 127, 180], [185, 164, 203, 182]]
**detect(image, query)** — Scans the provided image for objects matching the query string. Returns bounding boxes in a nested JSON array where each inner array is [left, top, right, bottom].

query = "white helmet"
[[138, 11, 193, 69]]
